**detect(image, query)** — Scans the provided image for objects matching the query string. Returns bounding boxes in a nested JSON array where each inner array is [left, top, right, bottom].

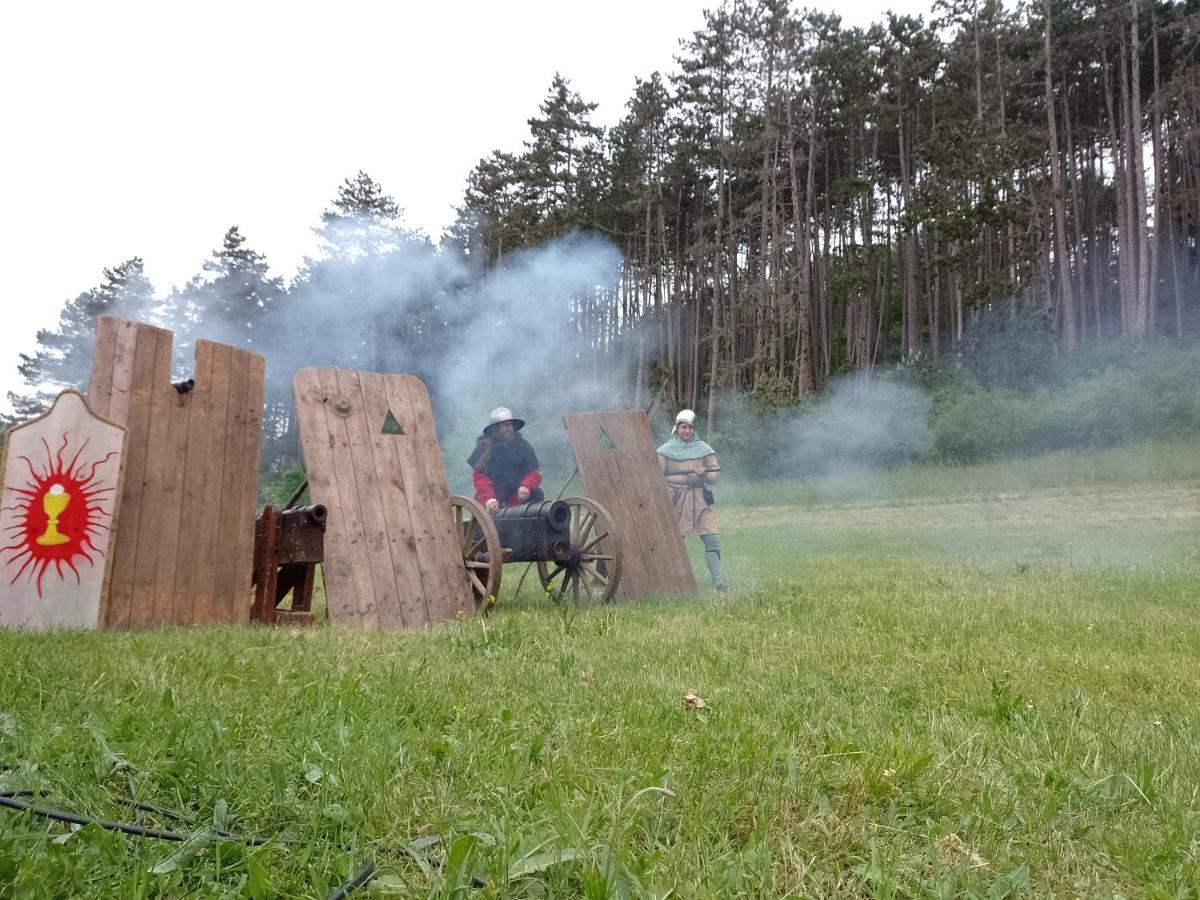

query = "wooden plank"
[[226, 352, 264, 624], [411, 376, 474, 615], [105, 319, 141, 426], [0, 391, 126, 630], [621, 413, 695, 594], [293, 368, 357, 621], [589, 438, 642, 599], [335, 368, 404, 629], [251, 505, 279, 624], [129, 328, 176, 627], [358, 371, 428, 629], [564, 410, 696, 600], [317, 367, 376, 624], [104, 325, 160, 627], [87, 317, 119, 415], [210, 348, 250, 623], [381, 378, 449, 625], [150, 369, 196, 626], [189, 342, 234, 625], [389, 376, 472, 620], [170, 341, 216, 623]]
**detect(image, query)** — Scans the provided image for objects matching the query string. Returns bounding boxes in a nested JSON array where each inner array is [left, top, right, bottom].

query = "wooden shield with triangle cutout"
[[563, 410, 697, 599], [293, 367, 473, 628]]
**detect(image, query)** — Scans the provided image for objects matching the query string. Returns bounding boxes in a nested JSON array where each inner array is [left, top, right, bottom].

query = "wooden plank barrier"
[[86, 316, 264, 627], [0, 391, 126, 629], [293, 367, 473, 629], [563, 410, 697, 599]]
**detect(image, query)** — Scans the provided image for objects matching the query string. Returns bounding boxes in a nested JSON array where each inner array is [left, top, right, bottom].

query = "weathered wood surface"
[[0, 391, 126, 629], [86, 316, 264, 627], [293, 367, 473, 629], [563, 410, 697, 599]]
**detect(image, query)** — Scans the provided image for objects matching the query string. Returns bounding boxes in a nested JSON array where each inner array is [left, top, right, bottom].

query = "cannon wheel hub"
[[537, 497, 622, 605]]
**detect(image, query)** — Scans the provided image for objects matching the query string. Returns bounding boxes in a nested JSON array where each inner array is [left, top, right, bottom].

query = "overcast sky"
[[0, 0, 926, 412]]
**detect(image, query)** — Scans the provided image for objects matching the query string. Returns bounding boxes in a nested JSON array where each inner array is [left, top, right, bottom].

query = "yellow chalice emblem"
[[37, 484, 71, 546]]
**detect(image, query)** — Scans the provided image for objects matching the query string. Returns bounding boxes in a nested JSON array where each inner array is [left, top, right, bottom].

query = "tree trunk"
[[1103, 37, 1132, 336], [1148, 1, 1164, 338], [898, 102, 921, 357], [1043, 0, 1076, 349], [1129, 0, 1150, 337], [707, 164, 725, 433], [786, 96, 815, 395]]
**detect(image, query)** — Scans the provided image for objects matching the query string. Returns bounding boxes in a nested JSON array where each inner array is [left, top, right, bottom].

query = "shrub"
[[932, 385, 1031, 460], [931, 342, 1200, 462]]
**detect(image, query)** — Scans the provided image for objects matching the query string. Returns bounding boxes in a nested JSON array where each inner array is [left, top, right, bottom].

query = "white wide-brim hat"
[[484, 406, 526, 434]]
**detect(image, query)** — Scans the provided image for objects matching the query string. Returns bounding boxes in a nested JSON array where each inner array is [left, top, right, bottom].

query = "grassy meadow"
[[0, 442, 1197, 897]]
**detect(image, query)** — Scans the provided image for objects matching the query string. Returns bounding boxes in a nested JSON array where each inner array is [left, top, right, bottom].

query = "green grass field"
[[1, 443, 1197, 898]]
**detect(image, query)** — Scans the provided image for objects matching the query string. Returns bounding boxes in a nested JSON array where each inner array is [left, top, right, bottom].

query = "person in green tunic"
[[657, 409, 726, 591]]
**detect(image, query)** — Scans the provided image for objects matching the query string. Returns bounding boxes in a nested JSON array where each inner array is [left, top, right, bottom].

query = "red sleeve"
[[472, 469, 496, 503], [520, 469, 542, 492]]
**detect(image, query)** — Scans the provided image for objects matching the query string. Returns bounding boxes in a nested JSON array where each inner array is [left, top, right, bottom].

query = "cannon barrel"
[[490, 500, 570, 531], [489, 500, 571, 562], [272, 504, 327, 564], [281, 504, 327, 531]]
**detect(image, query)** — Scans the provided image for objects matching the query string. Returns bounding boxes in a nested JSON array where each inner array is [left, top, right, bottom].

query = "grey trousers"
[[700, 533, 726, 590]]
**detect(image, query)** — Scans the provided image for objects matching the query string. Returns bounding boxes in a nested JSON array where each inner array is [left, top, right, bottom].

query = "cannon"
[[491, 500, 572, 562], [449, 495, 622, 609], [251, 503, 327, 625]]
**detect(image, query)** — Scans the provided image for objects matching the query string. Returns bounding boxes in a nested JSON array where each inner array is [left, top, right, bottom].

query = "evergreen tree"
[[8, 258, 155, 418], [451, 151, 540, 263], [294, 171, 443, 377], [523, 73, 605, 233], [317, 169, 421, 261], [190, 225, 283, 347]]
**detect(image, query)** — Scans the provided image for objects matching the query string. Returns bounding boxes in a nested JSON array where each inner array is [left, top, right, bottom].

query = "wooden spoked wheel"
[[537, 498, 622, 605], [450, 495, 502, 611]]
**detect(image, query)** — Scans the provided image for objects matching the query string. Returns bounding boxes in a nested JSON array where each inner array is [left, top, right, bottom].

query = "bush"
[[932, 386, 1031, 460], [931, 342, 1200, 462], [260, 460, 307, 506]]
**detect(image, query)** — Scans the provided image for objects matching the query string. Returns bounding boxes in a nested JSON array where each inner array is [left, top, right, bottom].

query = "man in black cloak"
[[467, 406, 543, 512]]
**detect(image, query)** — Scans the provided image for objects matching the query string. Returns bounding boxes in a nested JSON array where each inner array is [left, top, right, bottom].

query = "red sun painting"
[[2, 432, 117, 598]]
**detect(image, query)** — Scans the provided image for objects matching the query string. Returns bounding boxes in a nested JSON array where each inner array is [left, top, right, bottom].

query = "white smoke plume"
[[140, 229, 632, 488]]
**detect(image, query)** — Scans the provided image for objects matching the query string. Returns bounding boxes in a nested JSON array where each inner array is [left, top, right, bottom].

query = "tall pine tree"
[[190, 225, 283, 348]]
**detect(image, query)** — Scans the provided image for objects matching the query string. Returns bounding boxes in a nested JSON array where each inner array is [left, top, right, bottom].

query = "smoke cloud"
[[774, 379, 934, 476], [710, 377, 934, 506], [134, 229, 631, 491]]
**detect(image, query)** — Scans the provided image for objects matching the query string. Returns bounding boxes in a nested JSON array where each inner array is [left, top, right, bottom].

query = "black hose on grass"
[[0, 790, 488, 895], [0, 790, 282, 845], [326, 857, 377, 899]]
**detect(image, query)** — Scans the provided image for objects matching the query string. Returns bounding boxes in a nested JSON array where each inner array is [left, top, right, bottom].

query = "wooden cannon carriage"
[[250, 503, 327, 625], [448, 495, 622, 608]]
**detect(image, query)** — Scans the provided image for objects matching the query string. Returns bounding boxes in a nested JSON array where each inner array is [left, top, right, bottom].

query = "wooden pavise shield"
[[563, 410, 697, 599], [293, 367, 475, 629], [0, 391, 126, 629], [86, 316, 264, 627]]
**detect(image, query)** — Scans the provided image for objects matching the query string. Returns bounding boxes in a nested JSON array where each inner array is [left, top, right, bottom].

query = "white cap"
[[674, 409, 697, 426]]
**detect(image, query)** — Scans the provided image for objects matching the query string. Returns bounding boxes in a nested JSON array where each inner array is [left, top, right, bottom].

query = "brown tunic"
[[658, 452, 720, 536]]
